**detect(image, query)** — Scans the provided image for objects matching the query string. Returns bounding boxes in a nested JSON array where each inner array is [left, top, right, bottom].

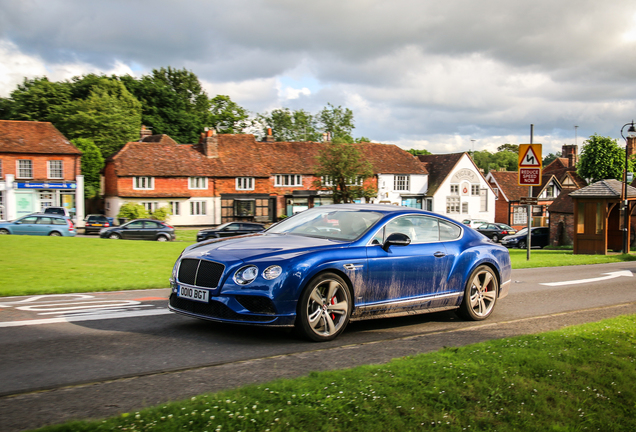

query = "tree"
[[56, 79, 142, 157], [318, 103, 355, 143], [407, 149, 432, 156], [314, 141, 376, 203], [120, 67, 213, 143], [497, 143, 519, 153], [257, 108, 320, 142], [0, 77, 72, 122], [577, 134, 634, 183], [208, 95, 253, 134], [71, 138, 104, 198], [543, 151, 561, 166]]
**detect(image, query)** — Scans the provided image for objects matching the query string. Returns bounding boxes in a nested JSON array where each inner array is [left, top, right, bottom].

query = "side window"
[[128, 221, 144, 229], [439, 220, 462, 241], [376, 215, 441, 244], [144, 221, 161, 229], [53, 218, 67, 225], [20, 216, 38, 224], [37, 217, 54, 225]]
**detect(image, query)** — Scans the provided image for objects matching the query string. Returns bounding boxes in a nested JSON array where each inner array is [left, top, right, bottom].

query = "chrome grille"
[[178, 258, 225, 289]]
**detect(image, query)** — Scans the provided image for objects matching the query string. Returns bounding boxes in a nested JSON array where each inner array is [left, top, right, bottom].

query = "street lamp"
[[621, 121, 636, 254]]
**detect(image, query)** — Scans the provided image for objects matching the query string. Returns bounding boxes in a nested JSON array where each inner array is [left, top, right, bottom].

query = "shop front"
[[220, 193, 272, 224], [287, 190, 334, 216]]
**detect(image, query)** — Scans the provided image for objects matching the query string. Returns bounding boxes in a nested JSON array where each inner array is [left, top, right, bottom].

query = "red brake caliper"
[[331, 296, 336, 320]]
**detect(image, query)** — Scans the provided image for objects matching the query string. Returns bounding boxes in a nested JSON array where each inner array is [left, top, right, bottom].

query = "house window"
[[275, 174, 302, 187], [480, 189, 488, 212], [493, 188, 499, 199], [471, 185, 480, 196], [462, 202, 469, 213], [134, 176, 154, 190], [236, 177, 254, 190], [450, 184, 459, 195], [48, 160, 63, 179], [322, 176, 363, 187], [141, 201, 159, 212], [425, 198, 433, 211], [17, 160, 32, 178], [394, 175, 410, 191], [189, 177, 207, 189], [234, 199, 256, 216], [170, 201, 180, 216], [446, 196, 460, 213], [190, 200, 207, 215]]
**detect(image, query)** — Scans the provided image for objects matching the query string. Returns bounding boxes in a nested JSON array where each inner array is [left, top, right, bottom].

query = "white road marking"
[[539, 270, 633, 287], [0, 308, 172, 328]]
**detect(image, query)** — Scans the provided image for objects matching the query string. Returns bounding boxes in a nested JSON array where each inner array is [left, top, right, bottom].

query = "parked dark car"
[[500, 227, 549, 249], [169, 204, 511, 342], [475, 223, 517, 243], [99, 219, 175, 241], [0, 213, 76, 237], [197, 222, 265, 242], [83, 214, 111, 235]]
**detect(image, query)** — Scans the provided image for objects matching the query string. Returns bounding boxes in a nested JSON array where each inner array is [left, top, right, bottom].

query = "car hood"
[[182, 233, 348, 263]]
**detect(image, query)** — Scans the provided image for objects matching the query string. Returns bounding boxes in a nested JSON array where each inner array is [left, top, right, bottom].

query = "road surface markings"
[[539, 270, 633, 287]]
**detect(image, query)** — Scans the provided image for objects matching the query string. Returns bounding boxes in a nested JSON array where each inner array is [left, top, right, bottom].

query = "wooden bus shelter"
[[570, 179, 636, 255]]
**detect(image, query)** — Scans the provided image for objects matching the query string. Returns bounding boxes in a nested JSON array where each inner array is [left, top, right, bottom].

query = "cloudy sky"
[[1, 0, 636, 155]]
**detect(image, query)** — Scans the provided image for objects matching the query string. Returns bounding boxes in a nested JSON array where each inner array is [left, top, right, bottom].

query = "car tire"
[[48, 231, 62, 236], [0, 229, 9, 235], [491, 235, 498, 243], [518, 240, 526, 249], [457, 265, 498, 321], [297, 272, 352, 342], [109, 233, 121, 240], [156, 235, 169, 242]]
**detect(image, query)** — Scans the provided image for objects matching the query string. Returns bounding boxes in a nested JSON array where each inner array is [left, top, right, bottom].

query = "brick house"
[[103, 130, 428, 226], [417, 153, 496, 224], [0, 120, 84, 221]]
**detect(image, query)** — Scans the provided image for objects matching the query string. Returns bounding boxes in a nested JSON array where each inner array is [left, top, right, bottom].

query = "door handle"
[[434, 251, 446, 258]]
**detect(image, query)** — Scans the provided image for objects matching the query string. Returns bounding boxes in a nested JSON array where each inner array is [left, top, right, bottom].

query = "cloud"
[[1, 0, 636, 155]]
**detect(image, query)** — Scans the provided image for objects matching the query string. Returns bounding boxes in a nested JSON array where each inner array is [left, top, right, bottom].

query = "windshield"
[[267, 208, 383, 241], [515, 228, 528, 236]]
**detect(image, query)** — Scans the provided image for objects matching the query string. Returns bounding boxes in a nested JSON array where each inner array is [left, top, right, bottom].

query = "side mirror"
[[382, 232, 411, 251]]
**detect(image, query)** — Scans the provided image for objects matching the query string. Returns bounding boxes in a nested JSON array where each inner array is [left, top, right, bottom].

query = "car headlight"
[[263, 265, 282, 280], [234, 265, 259, 285]]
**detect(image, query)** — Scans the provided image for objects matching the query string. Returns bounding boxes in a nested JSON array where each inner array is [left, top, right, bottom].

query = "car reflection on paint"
[[168, 204, 512, 342]]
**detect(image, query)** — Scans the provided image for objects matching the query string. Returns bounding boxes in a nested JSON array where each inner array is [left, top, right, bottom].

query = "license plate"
[[92, 223, 103, 226], [177, 285, 209, 303]]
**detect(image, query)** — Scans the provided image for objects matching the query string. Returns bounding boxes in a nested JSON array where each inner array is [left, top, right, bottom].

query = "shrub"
[[117, 202, 149, 219], [151, 206, 172, 221]]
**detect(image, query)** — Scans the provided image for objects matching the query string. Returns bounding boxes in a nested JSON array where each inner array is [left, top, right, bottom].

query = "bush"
[[117, 202, 149, 219], [151, 206, 172, 221]]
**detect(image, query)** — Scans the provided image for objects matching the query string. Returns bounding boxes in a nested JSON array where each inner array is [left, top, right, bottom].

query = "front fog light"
[[263, 265, 282, 280], [234, 265, 259, 285]]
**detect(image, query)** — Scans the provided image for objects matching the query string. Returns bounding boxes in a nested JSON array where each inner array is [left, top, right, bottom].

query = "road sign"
[[519, 197, 538, 205], [518, 144, 542, 186]]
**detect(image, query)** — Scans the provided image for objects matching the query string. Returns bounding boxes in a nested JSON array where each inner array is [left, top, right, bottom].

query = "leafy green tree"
[[209, 95, 253, 134], [577, 134, 634, 183], [543, 151, 562, 167], [354, 136, 372, 143], [71, 138, 104, 199], [151, 206, 172, 221], [491, 150, 518, 171], [0, 77, 72, 122], [120, 67, 213, 143], [407, 149, 432, 156], [314, 141, 376, 203], [257, 108, 320, 142], [497, 143, 519, 153], [318, 103, 355, 143], [56, 79, 142, 157]]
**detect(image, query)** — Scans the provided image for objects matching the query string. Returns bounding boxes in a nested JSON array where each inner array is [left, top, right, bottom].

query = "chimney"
[[561, 144, 578, 168], [201, 128, 218, 158], [264, 127, 275, 142], [140, 125, 152, 141]]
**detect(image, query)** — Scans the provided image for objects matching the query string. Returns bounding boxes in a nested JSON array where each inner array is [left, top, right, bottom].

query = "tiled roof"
[[569, 179, 636, 198], [543, 158, 568, 172], [109, 134, 425, 178], [487, 171, 528, 202], [548, 188, 576, 213], [0, 120, 82, 155], [416, 153, 464, 196]]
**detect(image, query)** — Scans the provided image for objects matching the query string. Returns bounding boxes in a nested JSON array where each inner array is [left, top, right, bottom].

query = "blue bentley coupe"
[[169, 204, 511, 341]]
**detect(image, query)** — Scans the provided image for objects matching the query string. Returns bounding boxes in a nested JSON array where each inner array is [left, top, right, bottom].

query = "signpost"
[[518, 139, 542, 260]]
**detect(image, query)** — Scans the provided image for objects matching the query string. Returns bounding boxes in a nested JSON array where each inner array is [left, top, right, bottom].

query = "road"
[[1, 262, 636, 431]]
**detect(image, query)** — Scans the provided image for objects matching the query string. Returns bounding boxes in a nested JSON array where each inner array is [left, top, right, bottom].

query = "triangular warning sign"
[[519, 146, 541, 167]]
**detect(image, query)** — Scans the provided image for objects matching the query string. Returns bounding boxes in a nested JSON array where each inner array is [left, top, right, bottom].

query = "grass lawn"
[[34, 314, 636, 432], [2, 233, 636, 297]]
